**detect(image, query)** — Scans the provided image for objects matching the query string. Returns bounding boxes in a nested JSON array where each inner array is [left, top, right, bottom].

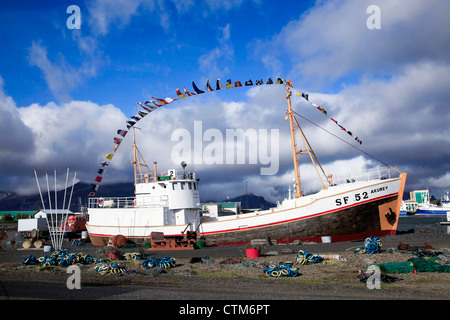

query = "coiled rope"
[[263, 261, 300, 278], [22, 250, 108, 267], [141, 256, 176, 270], [21, 249, 130, 276], [95, 263, 126, 275], [123, 252, 143, 260], [22, 255, 37, 265], [354, 236, 382, 254], [296, 250, 324, 265]]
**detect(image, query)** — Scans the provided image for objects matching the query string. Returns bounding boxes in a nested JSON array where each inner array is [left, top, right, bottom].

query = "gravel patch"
[[1, 232, 449, 300]]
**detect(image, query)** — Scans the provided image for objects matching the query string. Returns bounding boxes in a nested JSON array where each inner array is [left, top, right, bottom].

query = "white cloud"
[[282, 61, 450, 198], [86, 0, 249, 35], [310, 61, 450, 153], [198, 24, 234, 76], [0, 78, 130, 194], [87, 0, 146, 35], [254, 0, 450, 88], [19, 100, 127, 165], [0, 76, 35, 154], [423, 172, 450, 191], [28, 41, 98, 102]]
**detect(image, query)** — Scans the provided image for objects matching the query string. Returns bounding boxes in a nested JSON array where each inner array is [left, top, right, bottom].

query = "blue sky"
[[1, 0, 450, 203], [1, 0, 315, 107]]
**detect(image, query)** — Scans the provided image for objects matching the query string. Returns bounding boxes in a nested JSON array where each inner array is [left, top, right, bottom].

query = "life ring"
[[98, 198, 104, 207]]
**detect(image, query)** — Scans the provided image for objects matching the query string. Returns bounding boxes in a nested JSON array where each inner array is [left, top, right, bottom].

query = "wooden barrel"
[[22, 240, 32, 249], [34, 240, 43, 248]]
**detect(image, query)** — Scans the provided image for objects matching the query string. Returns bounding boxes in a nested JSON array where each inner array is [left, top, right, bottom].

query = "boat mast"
[[285, 80, 328, 198], [132, 127, 138, 187], [286, 81, 302, 198], [131, 127, 154, 190]]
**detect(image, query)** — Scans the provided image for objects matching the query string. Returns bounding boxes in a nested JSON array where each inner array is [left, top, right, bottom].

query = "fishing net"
[[377, 261, 415, 274], [377, 257, 450, 274], [408, 257, 450, 273]]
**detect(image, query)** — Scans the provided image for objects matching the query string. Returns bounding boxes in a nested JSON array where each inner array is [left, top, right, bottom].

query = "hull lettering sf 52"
[[335, 186, 389, 207]]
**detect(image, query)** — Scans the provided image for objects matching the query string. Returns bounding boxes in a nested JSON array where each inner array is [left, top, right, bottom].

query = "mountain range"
[[0, 182, 275, 212]]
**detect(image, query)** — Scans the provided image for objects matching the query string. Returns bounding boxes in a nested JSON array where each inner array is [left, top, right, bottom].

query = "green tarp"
[[377, 257, 450, 274]]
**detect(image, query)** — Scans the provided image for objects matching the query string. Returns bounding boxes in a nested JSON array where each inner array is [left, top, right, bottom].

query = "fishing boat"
[[399, 201, 418, 216], [417, 191, 450, 215], [85, 81, 407, 247]]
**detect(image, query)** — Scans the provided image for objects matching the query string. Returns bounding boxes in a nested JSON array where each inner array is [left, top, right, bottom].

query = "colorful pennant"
[[294, 89, 363, 145]]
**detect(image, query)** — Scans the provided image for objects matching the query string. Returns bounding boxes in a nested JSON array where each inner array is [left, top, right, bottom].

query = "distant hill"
[[0, 182, 134, 212], [0, 184, 276, 212]]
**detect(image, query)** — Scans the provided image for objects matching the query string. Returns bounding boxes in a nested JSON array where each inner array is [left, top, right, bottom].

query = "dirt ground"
[[1, 232, 449, 300]]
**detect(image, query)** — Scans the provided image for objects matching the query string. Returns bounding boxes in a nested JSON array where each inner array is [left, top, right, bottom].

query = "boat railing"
[[136, 172, 196, 184], [332, 167, 396, 186], [88, 195, 170, 209], [88, 197, 135, 209]]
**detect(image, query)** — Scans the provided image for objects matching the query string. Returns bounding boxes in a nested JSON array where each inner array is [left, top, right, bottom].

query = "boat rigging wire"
[[292, 110, 401, 174]]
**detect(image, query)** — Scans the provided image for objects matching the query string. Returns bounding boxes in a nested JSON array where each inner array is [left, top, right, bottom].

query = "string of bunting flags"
[[88, 77, 363, 196], [291, 89, 363, 145]]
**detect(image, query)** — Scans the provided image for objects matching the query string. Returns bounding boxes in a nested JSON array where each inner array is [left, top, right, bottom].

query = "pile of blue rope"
[[141, 256, 176, 270], [22, 249, 105, 267], [296, 250, 324, 265], [354, 236, 382, 254], [21, 249, 131, 276], [263, 261, 300, 278], [21, 255, 37, 265]]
